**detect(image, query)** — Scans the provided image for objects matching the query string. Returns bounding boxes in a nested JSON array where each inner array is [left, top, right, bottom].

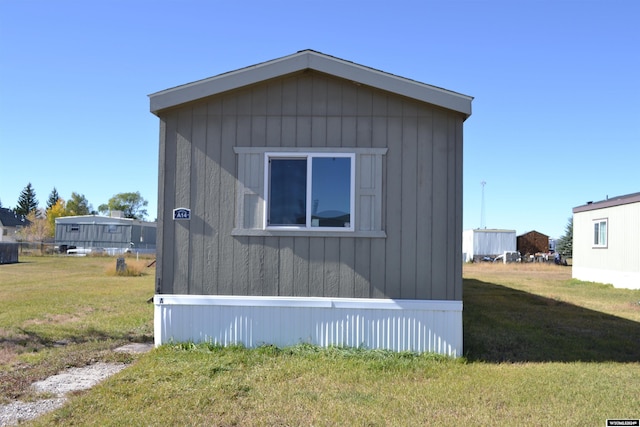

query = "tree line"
[[0, 183, 150, 241]]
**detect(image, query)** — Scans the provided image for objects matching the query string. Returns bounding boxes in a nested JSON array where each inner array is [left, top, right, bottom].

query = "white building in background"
[[572, 192, 640, 289], [0, 208, 28, 242], [462, 229, 516, 262]]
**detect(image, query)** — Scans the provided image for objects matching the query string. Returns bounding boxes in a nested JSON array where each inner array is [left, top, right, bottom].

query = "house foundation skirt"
[[154, 295, 462, 357]]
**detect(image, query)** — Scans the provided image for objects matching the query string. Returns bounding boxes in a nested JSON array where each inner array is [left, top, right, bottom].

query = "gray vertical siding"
[[55, 218, 156, 251], [157, 71, 463, 301]]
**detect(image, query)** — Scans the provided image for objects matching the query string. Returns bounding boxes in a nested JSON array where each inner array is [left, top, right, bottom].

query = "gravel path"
[[0, 343, 152, 426]]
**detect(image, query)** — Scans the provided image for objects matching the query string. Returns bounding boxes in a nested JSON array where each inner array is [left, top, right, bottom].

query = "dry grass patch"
[[104, 259, 149, 277]]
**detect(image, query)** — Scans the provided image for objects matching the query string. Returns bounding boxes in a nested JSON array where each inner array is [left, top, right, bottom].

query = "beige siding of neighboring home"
[[573, 199, 640, 289], [155, 70, 464, 301]]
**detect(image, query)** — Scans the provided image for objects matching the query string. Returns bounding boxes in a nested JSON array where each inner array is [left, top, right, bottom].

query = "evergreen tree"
[[15, 183, 38, 216], [46, 187, 60, 210], [557, 217, 573, 258]]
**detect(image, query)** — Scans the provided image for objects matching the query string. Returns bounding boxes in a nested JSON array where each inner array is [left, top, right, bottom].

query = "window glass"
[[106, 225, 120, 233], [311, 157, 351, 227], [593, 219, 607, 246], [268, 158, 307, 226], [267, 154, 353, 230]]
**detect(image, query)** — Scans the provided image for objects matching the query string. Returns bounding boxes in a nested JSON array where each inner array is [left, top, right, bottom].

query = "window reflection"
[[269, 159, 306, 225], [268, 155, 352, 229], [312, 157, 351, 227]]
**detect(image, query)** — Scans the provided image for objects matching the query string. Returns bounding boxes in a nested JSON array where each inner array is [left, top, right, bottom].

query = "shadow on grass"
[[0, 327, 153, 354], [463, 279, 640, 363]]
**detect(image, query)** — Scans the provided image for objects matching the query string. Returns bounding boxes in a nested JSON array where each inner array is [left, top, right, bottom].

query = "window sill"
[[231, 228, 387, 238]]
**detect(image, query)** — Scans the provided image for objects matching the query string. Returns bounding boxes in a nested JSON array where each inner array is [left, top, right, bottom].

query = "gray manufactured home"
[[55, 215, 157, 254], [150, 50, 473, 355]]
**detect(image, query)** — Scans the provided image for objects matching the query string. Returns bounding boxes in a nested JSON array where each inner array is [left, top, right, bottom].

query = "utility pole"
[[480, 181, 486, 229]]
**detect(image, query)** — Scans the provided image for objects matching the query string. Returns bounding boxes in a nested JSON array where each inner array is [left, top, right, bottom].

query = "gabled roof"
[[149, 50, 473, 119], [54, 214, 156, 227], [573, 192, 640, 213], [0, 208, 29, 227], [517, 230, 549, 238], [465, 229, 515, 233]]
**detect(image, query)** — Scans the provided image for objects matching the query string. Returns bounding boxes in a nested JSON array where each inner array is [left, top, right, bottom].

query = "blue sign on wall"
[[173, 208, 191, 220]]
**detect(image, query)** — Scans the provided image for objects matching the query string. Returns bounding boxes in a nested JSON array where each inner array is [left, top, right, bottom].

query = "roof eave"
[[573, 192, 640, 213], [149, 50, 473, 118]]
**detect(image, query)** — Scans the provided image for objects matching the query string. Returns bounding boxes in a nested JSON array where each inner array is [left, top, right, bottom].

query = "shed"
[[55, 214, 157, 255], [0, 243, 19, 264], [462, 229, 516, 262], [572, 192, 640, 289], [516, 230, 550, 256], [149, 50, 473, 356]]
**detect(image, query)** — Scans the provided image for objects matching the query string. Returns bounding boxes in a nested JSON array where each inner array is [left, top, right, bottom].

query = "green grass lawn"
[[2, 257, 639, 426], [0, 255, 154, 403]]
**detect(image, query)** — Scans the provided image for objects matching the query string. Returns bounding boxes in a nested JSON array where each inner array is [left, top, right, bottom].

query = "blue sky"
[[1, 0, 638, 239]]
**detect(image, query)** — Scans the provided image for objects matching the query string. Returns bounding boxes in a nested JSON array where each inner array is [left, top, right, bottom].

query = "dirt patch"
[[22, 307, 94, 327], [31, 362, 128, 396], [114, 343, 154, 354], [23, 314, 80, 326], [0, 343, 153, 426], [0, 348, 17, 366]]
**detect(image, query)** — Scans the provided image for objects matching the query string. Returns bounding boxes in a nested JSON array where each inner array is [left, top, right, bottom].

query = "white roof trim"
[[149, 50, 473, 118]]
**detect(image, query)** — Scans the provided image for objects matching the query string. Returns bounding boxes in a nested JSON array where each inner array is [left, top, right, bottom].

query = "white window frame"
[[593, 218, 608, 248], [264, 152, 355, 232]]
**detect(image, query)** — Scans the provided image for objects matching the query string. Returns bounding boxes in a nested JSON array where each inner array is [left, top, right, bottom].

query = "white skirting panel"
[[573, 267, 640, 289], [154, 295, 463, 357]]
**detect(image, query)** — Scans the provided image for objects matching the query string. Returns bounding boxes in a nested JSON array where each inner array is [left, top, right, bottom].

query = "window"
[[266, 153, 354, 230], [69, 224, 79, 232], [593, 219, 607, 247], [106, 225, 120, 233], [233, 147, 386, 238]]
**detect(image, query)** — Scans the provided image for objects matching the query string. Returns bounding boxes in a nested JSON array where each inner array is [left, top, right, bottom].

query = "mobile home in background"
[[462, 229, 516, 262], [55, 213, 156, 255], [572, 192, 640, 289]]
